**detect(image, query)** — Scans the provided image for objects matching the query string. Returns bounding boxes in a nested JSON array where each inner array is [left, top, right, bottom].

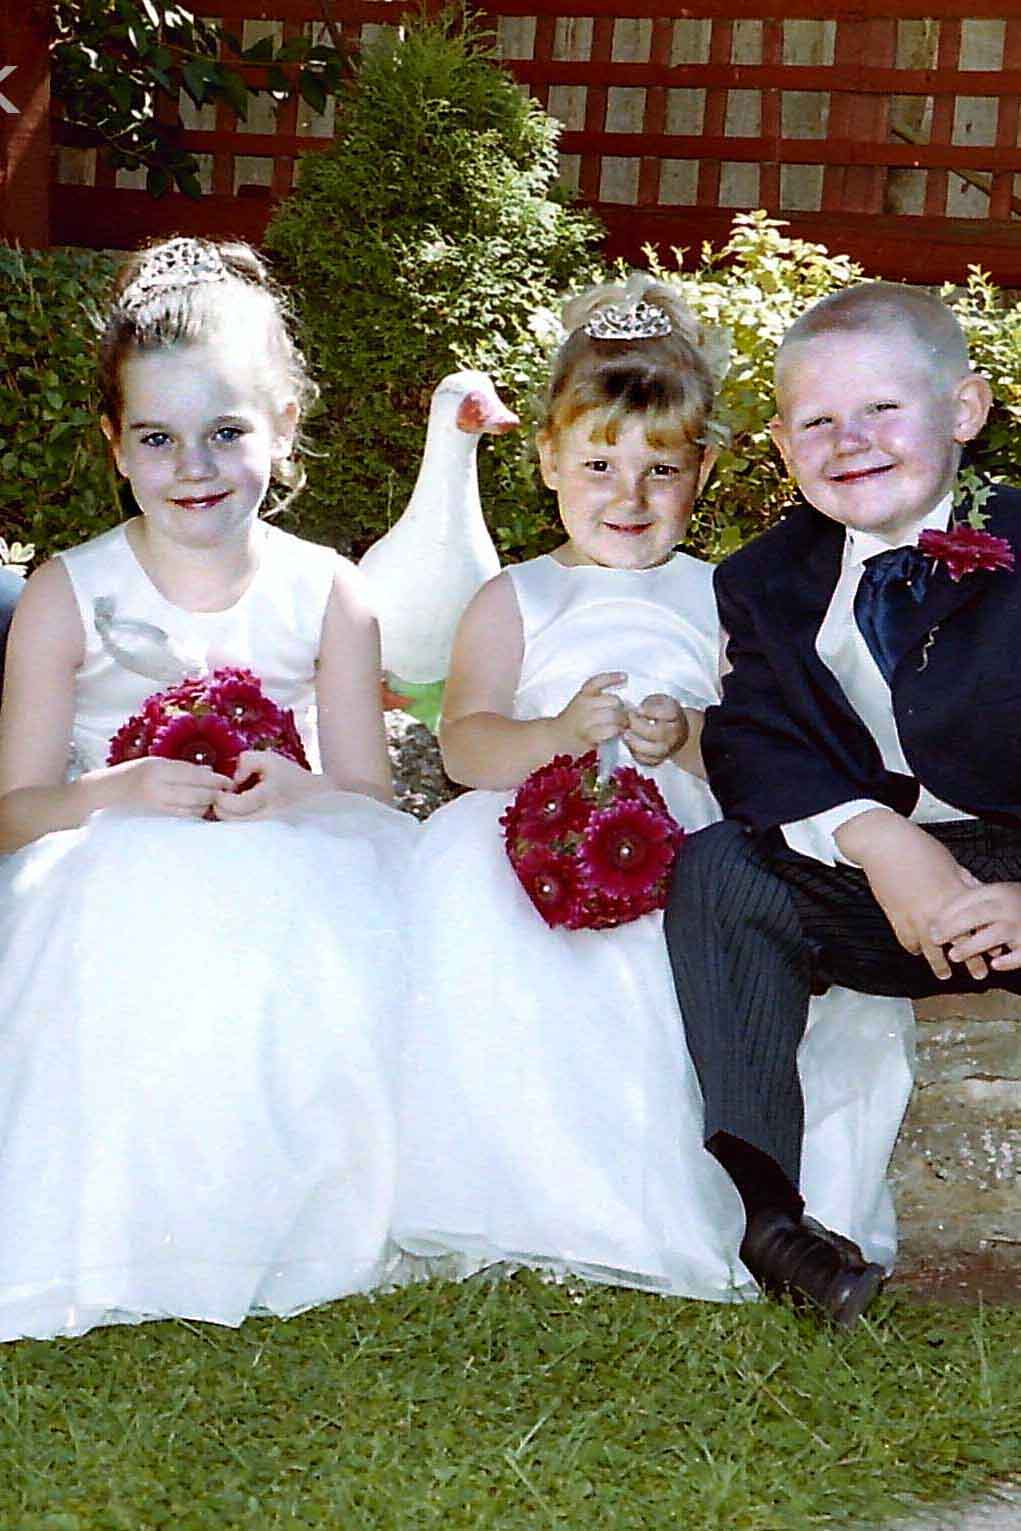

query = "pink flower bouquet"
[[107, 666, 310, 785], [501, 751, 684, 930]]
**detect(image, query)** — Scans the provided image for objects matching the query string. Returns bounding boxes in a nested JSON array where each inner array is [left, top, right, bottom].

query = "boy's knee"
[[674, 819, 750, 885]]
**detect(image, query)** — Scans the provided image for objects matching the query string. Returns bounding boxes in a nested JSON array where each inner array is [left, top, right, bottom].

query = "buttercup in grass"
[[502, 751, 684, 930]]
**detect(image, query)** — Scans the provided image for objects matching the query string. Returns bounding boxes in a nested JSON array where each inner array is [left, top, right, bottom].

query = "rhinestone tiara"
[[583, 300, 672, 342], [120, 238, 228, 315]]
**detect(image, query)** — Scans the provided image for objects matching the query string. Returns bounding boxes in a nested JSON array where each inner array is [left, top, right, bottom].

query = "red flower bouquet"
[[107, 666, 310, 783], [501, 752, 684, 930]]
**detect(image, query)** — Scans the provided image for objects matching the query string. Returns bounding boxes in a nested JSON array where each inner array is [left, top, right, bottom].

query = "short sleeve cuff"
[[781, 800, 888, 867]]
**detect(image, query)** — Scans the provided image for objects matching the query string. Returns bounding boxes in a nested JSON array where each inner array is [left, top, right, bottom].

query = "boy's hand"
[[837, 810, 986, 980], [553, 672, 628, 756], [625, 694, 689, 768], [930, 882, 1021, 972]]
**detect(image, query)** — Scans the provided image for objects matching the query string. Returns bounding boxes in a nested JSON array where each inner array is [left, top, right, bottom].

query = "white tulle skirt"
[[0, 794, 418, 1342], [395, 789, 914, 1299]]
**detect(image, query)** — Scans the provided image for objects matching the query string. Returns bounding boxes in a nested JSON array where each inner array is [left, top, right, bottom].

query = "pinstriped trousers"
[[664, 817, 1021, 1189]]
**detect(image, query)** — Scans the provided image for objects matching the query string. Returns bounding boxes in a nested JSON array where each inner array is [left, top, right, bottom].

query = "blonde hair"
[[775, 281, 971, 402], [540, 273, 727, 453], [99, 237, 316, 511]]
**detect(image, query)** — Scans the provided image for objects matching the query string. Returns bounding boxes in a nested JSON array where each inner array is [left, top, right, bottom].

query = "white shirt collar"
[[844, 493, 953, 570]]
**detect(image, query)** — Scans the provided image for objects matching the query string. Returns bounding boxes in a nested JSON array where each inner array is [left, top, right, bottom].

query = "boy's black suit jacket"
[[703, 483, 1021, 835]]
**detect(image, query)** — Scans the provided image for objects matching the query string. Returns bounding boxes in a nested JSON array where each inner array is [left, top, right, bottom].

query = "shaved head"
[[775, 282, 971, 412]]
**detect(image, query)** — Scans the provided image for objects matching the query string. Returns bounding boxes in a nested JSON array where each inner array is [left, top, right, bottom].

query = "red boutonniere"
[[917, 470, 1015, 583]]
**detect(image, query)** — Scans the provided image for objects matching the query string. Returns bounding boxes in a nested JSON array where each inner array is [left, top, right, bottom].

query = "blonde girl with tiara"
[[0, 237, 417, 1342], [394, 277, 914, 1300]]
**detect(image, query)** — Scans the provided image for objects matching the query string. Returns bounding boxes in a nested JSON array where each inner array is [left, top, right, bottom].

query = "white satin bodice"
[[57, 520, 338, 774], [508, 553, 721, 723]]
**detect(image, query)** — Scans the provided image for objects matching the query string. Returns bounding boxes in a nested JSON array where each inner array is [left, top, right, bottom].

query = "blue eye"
[[214, 425, 246, 443], [140, 431, 171, 448]]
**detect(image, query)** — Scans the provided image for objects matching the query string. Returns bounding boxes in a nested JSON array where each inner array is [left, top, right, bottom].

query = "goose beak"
[[456, 388, 520, 436]]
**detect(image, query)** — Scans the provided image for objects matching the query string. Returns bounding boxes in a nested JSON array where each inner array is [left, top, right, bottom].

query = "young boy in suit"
[[665, 280, 1021, 1325]]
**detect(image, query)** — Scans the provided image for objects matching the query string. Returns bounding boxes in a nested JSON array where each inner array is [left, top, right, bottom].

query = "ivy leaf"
[[145, 163, 172, 197], [174, 168, 204, 198], [299, 70, 327, 116], [218, 68, 249, 119], [277, 36, 311, 63], [181, 58, 213, 105], [242, 35, 276, 63]]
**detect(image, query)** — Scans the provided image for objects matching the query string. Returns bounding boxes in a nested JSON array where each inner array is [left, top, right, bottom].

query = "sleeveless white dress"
[[394, 553, 914, 1298], [0, 520, 418, 1342]]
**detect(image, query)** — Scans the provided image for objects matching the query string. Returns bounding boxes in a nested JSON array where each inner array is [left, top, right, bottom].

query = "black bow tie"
[[853, 544, 932, 685]]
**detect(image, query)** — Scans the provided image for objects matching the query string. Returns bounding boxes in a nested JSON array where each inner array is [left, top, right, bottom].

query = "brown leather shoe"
[[740, 1209, 885, 1328]]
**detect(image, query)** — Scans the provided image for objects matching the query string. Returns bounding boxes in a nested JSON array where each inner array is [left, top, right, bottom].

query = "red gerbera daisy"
[[577, 800, 682, 902], [206, 673, 282, 737], [150, 713, 245, 776], [107, 713, 158, 764], [918, 524, 1015, 583], [511, 844, 583, 928], [610, 764, 672, 815], [511, 758, 589, 843]]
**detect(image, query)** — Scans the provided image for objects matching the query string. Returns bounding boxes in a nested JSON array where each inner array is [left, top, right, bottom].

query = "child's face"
[[769, 329, 990, 541], [102, 324, 296, 551], [538, 413, 713, 569]]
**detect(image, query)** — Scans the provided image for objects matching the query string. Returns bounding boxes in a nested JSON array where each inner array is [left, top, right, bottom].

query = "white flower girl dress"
[[0, 520, 417, 1342], [395, 552, 914, 1299]]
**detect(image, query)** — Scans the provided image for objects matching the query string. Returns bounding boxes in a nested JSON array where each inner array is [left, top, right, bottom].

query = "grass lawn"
[[2, 1272, 1018, 1530]]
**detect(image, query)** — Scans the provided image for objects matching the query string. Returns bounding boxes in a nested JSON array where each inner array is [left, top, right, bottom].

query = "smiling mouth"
[[829, 465, 895, 484], [171, 492, 230, 510], [606, 521, 653, 535]]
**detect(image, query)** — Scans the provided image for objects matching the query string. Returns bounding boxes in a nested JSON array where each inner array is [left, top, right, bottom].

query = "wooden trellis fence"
[[4, 2, 1021, 282]]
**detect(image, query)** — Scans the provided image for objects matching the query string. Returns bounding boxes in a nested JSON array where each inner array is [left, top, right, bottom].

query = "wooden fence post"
[[0, 0, 51, 246]]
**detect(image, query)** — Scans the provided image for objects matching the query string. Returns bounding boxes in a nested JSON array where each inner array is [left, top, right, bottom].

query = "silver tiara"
[[583, 301, 672, 342], [120, 238, 228, 315]]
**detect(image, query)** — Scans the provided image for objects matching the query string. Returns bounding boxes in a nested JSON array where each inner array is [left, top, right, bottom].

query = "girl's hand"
[[554, 672, 628, 756], [103, 756, 233, 818], [624, 694, 688, 768], [212, 750, 326, 820]]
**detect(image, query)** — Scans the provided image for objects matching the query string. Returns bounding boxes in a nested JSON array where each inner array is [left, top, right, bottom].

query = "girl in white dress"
[[395, 279, 914, 1300], [0, 237, 417, 1342]]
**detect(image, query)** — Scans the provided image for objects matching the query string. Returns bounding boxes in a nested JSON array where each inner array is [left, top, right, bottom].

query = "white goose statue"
[[360, 370, 518, 730]]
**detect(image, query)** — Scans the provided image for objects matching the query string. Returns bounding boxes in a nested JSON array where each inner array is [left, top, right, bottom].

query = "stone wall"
[[891, 992, 1021, 1268]]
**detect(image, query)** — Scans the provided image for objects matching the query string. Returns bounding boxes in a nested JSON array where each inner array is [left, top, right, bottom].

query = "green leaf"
[[145, 163, 171, 197], [218, 68, 248, 119], [242, 35, 275, 63], [298, 70, 327, 116]]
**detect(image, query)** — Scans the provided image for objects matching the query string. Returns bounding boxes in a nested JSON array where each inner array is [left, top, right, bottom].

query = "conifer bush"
[[263, 9, 602, 561]]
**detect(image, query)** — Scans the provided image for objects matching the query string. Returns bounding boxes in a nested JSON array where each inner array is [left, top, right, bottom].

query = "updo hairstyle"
[[540, 274, 721, 455], [99, 237, 316, 505]]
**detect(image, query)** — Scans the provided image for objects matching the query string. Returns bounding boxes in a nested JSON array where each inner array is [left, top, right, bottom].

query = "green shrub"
[[263, 8, 603, 562], [651, 212, 1021, 559], [941, 266, 1021, 482], [0, 245, 120, 565]]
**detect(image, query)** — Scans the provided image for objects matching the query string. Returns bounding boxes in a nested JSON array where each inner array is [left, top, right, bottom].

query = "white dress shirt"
[[781, 494, 970, 866]]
